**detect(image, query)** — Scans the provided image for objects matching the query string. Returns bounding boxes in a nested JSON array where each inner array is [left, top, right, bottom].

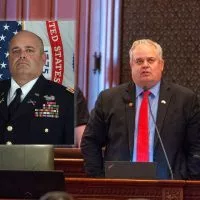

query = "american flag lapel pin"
[[161, 100, 166, 104], [34, 93, 40, 97], [129, 102, 133, 107]]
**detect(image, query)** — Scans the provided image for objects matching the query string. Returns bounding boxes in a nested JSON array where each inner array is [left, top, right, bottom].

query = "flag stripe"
[[0, 21, 74, 88], [46, 21, 65, 85]]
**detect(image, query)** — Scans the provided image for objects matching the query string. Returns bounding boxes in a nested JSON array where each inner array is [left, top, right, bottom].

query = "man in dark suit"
[[0, 30, 74, 144], [81, 39, 200, 179]]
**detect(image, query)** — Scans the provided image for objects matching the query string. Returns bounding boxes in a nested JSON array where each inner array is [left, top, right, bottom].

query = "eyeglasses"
[[134, 57, 158, 65]]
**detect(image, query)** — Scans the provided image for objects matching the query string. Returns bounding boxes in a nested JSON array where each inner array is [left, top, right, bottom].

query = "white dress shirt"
[[7, 77, 38, 106]]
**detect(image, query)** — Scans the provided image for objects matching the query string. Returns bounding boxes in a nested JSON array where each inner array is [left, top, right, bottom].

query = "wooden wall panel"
[[53, 0, 76, 19], [0, 0, 6, 19], [0, 0, 77, 20], [23, 0, 53, 20], [120, 0, 200, 100]]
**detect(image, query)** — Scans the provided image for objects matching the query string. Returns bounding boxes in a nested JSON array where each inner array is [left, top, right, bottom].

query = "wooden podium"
[[54, 148, 86, 177], [65, 178, 185, 200], [54, 148, 200, 200], [0, 148, 199, 199]]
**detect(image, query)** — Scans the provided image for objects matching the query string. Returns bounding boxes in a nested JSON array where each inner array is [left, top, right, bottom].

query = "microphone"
[[144, 86, 174, 180]]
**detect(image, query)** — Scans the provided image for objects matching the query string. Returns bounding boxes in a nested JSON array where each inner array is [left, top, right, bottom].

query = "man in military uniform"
[[0, 30, 74, 144]]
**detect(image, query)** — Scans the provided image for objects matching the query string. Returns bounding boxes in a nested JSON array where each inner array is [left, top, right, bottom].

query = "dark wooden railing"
[[54, 148, 86, 178]]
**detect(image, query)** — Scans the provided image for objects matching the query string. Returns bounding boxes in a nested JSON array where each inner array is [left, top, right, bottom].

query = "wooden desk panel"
[[54, 148, 200, 199], [184, 181, 200, 200], [54, 158, 86, 177], [54, 148, 83, 158], [65, 178, 185, 200], [54, 148, 86, 177]]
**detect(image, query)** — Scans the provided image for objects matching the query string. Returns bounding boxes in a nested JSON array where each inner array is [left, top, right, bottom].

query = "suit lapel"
[[154, 81, 172, 147], [123, 82, 136, 158]]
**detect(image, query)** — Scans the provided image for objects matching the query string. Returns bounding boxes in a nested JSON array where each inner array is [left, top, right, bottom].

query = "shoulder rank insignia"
[[66, 86, 74, 94]]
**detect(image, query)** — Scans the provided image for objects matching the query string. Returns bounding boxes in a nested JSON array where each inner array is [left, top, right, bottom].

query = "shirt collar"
[[135, 81, 161, 98], [10, 78, 20, 99], [10, 77, 39, 98]]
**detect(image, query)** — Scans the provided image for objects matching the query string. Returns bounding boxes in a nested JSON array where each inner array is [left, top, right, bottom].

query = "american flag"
[[0, 21, 74, 88], [0, 21, 22, 80]]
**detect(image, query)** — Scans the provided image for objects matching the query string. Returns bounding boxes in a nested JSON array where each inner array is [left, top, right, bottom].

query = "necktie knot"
[[143, 90, 150, 97], [137, 89, 150, 162], [16, 88, 22, 98]]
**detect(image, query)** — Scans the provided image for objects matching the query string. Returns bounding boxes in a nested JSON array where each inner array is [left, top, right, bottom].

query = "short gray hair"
[[129, 39, 163, 62]]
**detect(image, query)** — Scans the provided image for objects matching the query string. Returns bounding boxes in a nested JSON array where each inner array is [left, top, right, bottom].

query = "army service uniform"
[[0, 75, 74, 144]]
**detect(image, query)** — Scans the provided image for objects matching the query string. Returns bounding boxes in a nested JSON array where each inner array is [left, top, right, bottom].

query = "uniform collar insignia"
[[0, 97, 4, 104], [34, 93, 40, 97], [27, 99, 36, 105]]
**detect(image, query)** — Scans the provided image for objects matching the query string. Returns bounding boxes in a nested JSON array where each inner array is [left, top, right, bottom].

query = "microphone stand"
[[147, 93, 174, 180]]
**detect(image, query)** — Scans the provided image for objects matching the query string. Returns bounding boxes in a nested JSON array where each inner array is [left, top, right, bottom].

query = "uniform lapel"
[[123, 82, 136, 159], [0, 91, 9, 120], [0, 81, 11, 121], [154, 81, 172, 147]]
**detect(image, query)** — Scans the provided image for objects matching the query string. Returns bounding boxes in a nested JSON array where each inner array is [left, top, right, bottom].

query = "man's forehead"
[[11, 45, 36, 49], [10, 37, 40, 49], [134, 56, 156, 59], [133, 44, 158, 56]]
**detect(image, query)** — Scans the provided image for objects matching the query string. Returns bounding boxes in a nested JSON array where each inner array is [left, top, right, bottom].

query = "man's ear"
[[160, 59, 164, 71]]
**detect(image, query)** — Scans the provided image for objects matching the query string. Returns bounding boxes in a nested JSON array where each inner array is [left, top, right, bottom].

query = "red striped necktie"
[[136, 90, 150, 162]]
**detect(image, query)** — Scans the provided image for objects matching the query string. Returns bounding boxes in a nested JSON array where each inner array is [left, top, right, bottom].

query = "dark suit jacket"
[[81, 81, 200, 179], [0, 75, 74, 144], [75, 86, 89, 127]]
